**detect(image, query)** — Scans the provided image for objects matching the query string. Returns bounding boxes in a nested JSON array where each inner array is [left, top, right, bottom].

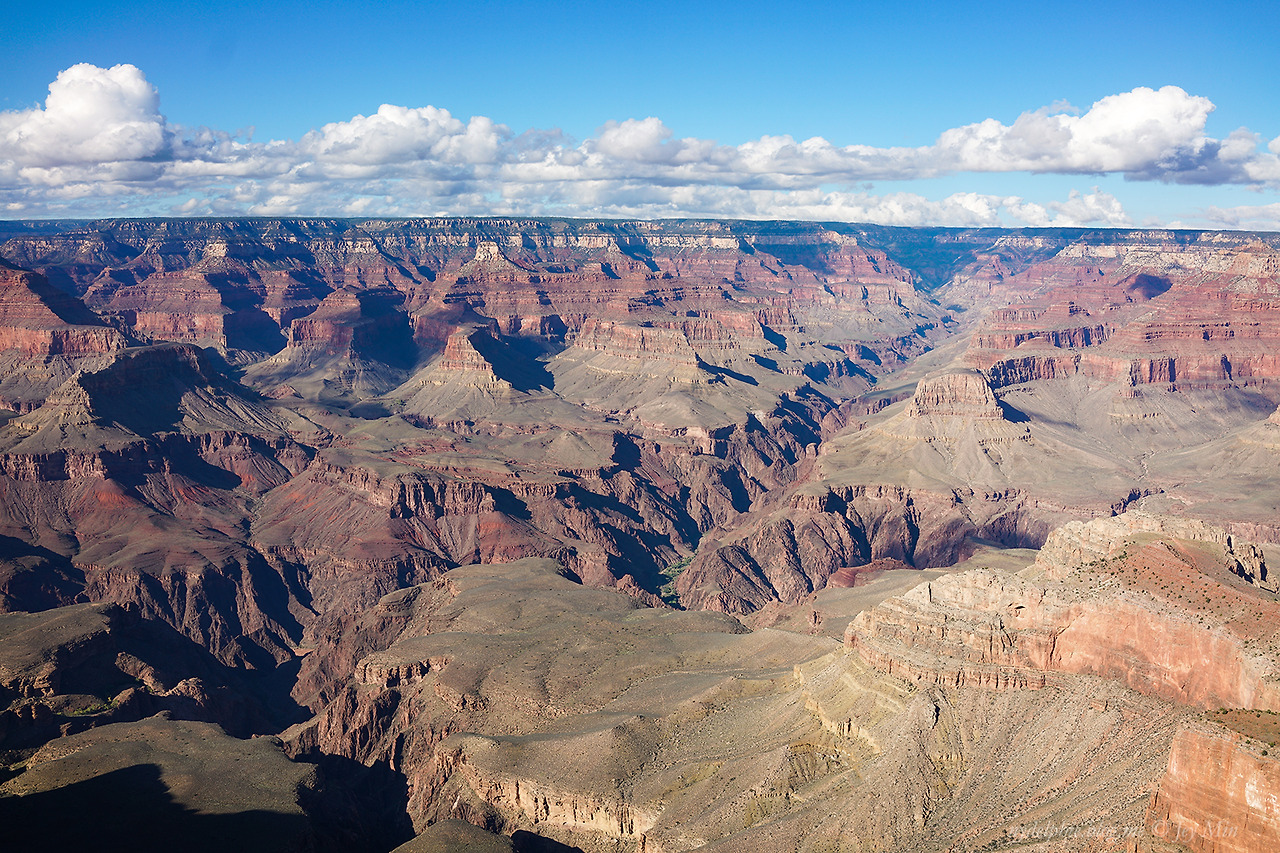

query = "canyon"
[[0, 218, 1277, 851]]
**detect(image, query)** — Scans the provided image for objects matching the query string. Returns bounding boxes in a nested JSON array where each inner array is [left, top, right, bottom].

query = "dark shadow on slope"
[[611, 433, 642, 470], [602, 229, 661, 271], [700, 361, 758, 386], [761, 325, 788, 352], [469, 331, 555, 392], [113, 611, 309, 736], [490, 486, 534, 522], [282, 267, 334, 301], [0, 535, 86, 612], [201, 270, 258, 309], [27, 270, 113, 328], [0, 764, 315, 853], [78, 344, 250, 436], [296, 753, 416, 853], [355, 309, 418, 372], [752, 241, 832, 275], [751, 354, 779, 372], [512, 830, 586, 853], [802, 359, 875, 385], [854, 344, 882, 366], [719, 468, 754, 515], [349, 400, 393, 419], [1124, 273, 1173, 300], [997, 400, 1031, 423], [224, 308, 288, 355]]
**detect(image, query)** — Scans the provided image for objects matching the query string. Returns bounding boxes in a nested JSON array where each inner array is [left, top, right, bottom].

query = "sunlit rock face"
[[1148, 726, 1280, 853]]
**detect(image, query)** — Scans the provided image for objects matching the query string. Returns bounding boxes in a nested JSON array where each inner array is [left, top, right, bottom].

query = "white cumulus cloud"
[[0, 63, 170, 169], [1, 65, 1276, 225], [938, 86, 1217, 174], [299, 104, 511, 167]]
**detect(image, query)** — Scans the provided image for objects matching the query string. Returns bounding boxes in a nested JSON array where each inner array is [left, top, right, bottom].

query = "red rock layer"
[[1147, 727, 1280, 853], [3, 220, 950, 376], [0, 263, 124, 357], [959, 237, 1280, 389], [850, 580, 1280, 710], [846, 516, 1280, 712]]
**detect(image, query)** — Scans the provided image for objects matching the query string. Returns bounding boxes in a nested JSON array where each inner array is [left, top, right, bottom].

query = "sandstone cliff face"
[[907, 369, 1006, 419], [847, 514, 1280, 712], [848, 568, 1280, 710], [433, 741, 661, 844], [1147, 726, 1280, 853]]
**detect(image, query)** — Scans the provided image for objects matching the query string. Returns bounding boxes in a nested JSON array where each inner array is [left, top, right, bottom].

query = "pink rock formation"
[[847, 515, 1280, 711], [1147, 726, 1280, 853]]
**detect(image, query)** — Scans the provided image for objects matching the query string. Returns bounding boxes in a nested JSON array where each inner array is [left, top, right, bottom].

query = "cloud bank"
[[3, 63, 1278, 225]]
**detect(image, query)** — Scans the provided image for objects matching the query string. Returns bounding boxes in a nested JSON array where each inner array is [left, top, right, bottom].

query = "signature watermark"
[[1150, 818, 1239, 843], [1007, 818, 1238, 844]]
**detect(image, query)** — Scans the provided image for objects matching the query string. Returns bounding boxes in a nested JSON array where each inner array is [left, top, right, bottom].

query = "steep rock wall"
[[1147, 726, 1280, 853]]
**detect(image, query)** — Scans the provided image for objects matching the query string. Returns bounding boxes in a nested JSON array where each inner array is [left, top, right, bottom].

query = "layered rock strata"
[[847, 514, 1280, 711], [1147, 726, 1280, 853], [956, 236, 1280, 392]]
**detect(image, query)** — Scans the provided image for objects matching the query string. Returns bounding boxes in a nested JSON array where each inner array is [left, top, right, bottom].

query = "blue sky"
[[2, 0, 1278, 228]]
